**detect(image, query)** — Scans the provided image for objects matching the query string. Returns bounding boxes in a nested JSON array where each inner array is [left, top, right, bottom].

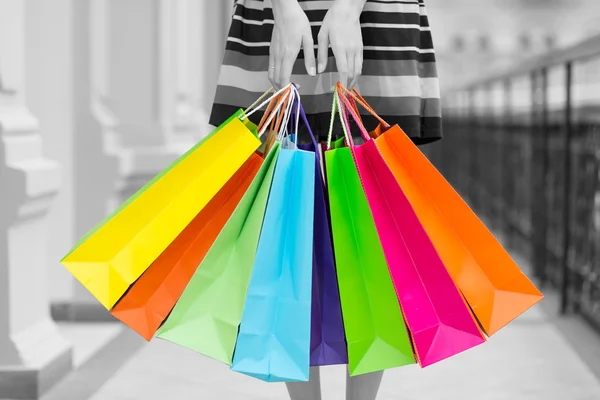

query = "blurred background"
[[2, 0, 600, 399]]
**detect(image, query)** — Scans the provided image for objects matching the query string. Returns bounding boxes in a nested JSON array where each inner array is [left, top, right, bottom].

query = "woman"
[[210, 1, 441, 399], [210, 0, 442, 145]]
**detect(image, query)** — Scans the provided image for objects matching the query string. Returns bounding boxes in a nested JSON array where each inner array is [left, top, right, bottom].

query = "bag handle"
[[327, 84, 372, 149], [278, 84, 299, 143], [326, 87, 357, 150], [261, 83, 303, 152], [326, 83, 379, 150], [294, 90, 319, 151], [261, 89, 298, 155], [282, 85, 318, 148], [243, 87, 274, 116], [257, 96, 278, 134], [336, 86, 374, 145], [254, 86, 294, 138], [326, 87, 346, 149], [336, 83, 390, 128], [282, 84, 301, 144], [262, 94, 290, 155], [258, 97, 280, 153], [284, 85, 321, 165], [237, 84, 294, 138], [349, 97, 364, 126]]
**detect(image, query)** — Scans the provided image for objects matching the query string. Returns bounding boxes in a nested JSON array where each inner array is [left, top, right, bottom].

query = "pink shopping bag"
[[335, 86, 485, 367]]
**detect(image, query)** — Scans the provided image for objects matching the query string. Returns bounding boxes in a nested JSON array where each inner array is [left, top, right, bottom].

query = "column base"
[[0, 320, 73, 399], [51, 302, 115, 323]]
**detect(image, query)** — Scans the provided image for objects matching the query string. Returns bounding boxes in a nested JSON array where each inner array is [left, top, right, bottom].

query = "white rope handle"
[[241, 84, 292, 121], [256, 89, 293, 138], [243, 87, 274, 116], [277, 85, 301, 143], [326, 89, 338, 150], [277, 86, 296, 142], [292, 85, 300, 146]]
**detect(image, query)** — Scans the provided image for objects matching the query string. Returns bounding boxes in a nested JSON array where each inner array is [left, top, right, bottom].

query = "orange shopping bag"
[[110, 93, 291, 340], [340, 86, 543, 336]]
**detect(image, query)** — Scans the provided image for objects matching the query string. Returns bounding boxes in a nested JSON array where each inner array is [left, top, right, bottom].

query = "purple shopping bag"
[[297, 138, 348, 366]]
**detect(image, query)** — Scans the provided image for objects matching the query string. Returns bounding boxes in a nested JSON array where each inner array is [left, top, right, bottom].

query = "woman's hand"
[[317, 0, 366, 89], [270, 0, 316, 90]]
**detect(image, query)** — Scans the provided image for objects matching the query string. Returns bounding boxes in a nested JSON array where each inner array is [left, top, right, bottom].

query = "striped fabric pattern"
[[210, 0, 442, 144]]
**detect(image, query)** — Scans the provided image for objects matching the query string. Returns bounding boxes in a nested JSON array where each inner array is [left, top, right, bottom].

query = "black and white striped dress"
[[210, 0, 442, 144]]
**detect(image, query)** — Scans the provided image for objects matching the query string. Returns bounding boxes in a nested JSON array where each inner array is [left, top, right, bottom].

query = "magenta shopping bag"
[[336, 88, 485, 367]]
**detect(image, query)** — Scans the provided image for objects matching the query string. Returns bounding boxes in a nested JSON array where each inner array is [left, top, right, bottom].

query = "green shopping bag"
[[325, 98, 416, 376], [156, 141, 281, 364]]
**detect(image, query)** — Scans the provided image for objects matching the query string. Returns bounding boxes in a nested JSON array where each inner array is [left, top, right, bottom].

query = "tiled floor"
[[40, 248, 600, 400], [80, 303, 600, 400]]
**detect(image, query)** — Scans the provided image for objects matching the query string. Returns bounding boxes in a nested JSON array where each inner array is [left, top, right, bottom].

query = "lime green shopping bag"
[[156, 141, 281, 364], [324, 91, 416, 375], [325, 147, 416, 375]]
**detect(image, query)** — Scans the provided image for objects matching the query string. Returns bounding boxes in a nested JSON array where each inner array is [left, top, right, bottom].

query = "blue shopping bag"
[[231, 96, 317, 382]]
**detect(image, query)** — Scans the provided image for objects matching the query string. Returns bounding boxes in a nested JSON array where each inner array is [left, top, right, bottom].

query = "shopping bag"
[[297, 141, 347, 366], [155, 94, 293, 361], [325, 99, 415, 377], [231, 94, 316, 383], [64, 113, 258, 255], [342, 86, 543, 335], [110, 153, 263, 340], [336, 89, 485, 367], [61, 87, 293, 310], [156, 141, 281, 363], [110, 91, 290, 341]]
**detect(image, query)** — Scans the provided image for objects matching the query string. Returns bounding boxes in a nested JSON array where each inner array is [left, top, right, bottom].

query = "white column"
[[57, 0, 195, 318], [38, 0, 120, 320], [91, 0, 194, 209], [0, 0, 72, 398], [172, 0, 233, 140], [26, 0, 113, 320], [53, 0, 215, 321], [199, 1, 233, 132], [170, 0, 204, 141], [27, 0, 78, 313], [63, 0, 123, 317]]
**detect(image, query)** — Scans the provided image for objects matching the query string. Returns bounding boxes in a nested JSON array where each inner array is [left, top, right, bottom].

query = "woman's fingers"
[[331, 39, 349, 87], [302, 33, 316, 76], [268, 47, 277, 89], [348, 48, 363, 89], [317, 28, 330, 73], [347, 51, 355, 88], [269, 2, 311, 90], [277, 48, 297, 88], [269, 36, 285, 90], [336, 55, 349, 88], [270, 23, 312, 88], [272, 54, 285, 90]]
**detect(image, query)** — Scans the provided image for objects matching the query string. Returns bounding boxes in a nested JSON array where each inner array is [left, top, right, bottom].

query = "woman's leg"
[[285, 366, 322, 400], [345, 370, 384, 400]]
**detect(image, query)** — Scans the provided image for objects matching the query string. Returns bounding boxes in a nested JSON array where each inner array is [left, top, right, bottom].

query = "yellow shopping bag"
[[62, 87, 293, 309]]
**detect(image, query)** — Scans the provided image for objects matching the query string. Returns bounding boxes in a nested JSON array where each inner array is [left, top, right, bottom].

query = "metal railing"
[[427, 34, 600, 330]]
